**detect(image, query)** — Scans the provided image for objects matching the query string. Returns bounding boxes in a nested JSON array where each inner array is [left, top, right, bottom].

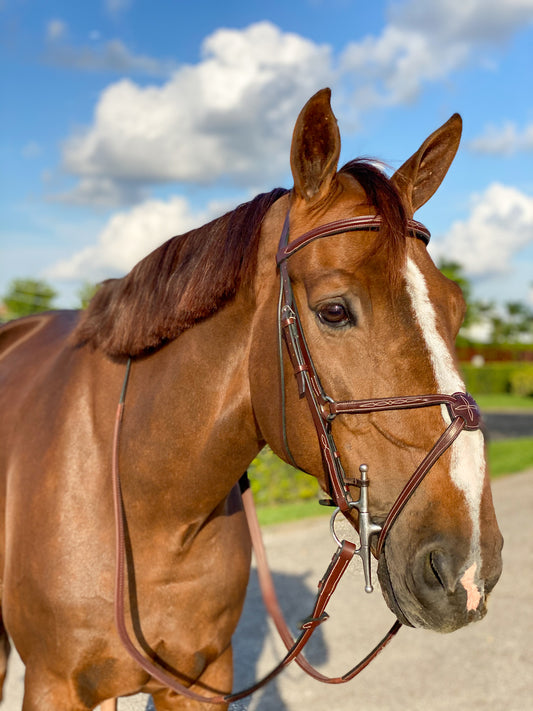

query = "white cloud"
[[45, 196, 234, 282], [341, 0, 533, 106], [58, 22, 333, 202], [50, 176, 147, 207], [391, 0, 533, 43], [46, 19, 68, 42], [434, 183, 533, 275], [55, 8, 533, 207], [22, 141, 42, 159], [469, 121, 533, 155], [46, 38, 175, 76], [105, 0, 132, 16], [341, 25, 467, 105]]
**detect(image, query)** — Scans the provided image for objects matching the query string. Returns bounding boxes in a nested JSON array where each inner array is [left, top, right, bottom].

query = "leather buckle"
[[319, 396, 336, 422], [299, 612, 329, 630]]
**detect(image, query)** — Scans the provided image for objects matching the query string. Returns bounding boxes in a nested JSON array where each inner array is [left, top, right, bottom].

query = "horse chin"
[[376, 555, 416, 628], [376, 549, 488, 634]]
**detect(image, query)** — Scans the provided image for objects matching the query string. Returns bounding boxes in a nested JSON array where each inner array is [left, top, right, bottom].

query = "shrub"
[[510, 367, 533, 397], [247, 447, 319, 506], [461, 362, 529, 395]]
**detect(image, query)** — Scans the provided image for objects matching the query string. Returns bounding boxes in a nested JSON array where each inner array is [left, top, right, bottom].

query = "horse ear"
[[391, 114, 462, 214], [290, 88, 341, 201]]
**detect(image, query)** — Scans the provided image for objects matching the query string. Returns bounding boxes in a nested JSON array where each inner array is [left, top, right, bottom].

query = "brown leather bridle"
[[276, 212, 481, 588], [111, 210, 482, 704]]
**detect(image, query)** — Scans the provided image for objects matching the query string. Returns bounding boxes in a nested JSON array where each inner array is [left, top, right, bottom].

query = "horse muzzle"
[[377, 533, 503, 633]]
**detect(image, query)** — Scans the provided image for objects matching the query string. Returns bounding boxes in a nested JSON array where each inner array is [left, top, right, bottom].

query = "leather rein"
[[111, 211, 482, 704]]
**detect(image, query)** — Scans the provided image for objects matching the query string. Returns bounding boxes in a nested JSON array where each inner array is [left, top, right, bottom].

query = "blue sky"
[[1, 0, 533, 309]]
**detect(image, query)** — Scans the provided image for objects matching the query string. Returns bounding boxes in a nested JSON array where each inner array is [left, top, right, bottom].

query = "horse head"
[[250, 89, 503, 634]]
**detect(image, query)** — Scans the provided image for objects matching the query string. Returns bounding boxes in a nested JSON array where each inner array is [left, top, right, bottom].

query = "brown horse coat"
[[0, 89, 502, 710]]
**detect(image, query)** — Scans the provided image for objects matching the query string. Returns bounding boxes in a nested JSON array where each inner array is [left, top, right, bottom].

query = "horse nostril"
[[426, 550, 456, 593]]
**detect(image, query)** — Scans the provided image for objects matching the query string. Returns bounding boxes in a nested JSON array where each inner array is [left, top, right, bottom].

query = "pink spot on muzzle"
[[461, 562, 482, 611]]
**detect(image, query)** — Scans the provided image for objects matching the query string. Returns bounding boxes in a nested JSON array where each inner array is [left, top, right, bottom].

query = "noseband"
[[276, 212, 481, 592]]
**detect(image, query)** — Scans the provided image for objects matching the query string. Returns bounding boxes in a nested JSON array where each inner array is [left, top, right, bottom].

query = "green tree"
[[438, 260, 479, 329], [3, 278, 57, 319], [489, 301, 533, 344], [77, 282, 99, 309], [437, 261, 533, 344]]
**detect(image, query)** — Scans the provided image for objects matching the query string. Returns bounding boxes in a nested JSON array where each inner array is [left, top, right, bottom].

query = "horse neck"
[[120, 290, 261, 520]]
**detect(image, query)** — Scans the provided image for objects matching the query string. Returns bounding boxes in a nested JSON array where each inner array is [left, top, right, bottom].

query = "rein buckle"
[[319, 395, 336, 422]]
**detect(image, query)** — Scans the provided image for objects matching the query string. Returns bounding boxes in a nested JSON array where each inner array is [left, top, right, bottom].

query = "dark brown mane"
[[75, 162, 406, 359], [339, 159, 407, 283], [74, 188, 288, 358]]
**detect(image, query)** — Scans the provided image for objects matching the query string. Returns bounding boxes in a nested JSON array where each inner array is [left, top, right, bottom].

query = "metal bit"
[[329, 464, 382, 593]]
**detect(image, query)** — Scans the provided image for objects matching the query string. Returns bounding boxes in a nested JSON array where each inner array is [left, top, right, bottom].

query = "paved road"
[[483, 411, 533, 440], [2, 469, 532, 710]]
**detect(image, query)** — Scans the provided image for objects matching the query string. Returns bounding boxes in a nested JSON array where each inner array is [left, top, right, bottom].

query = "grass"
[[256, 437, 533, 526], [487, 437, 533, 478], [475, 393, 533, 411], [257, 499, 330, 526]]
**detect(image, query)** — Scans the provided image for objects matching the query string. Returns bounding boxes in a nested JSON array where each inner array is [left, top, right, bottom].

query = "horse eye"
[[317, 302, 352, 327]]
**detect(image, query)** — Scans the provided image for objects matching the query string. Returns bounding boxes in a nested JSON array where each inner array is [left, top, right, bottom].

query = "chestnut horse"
[[0, 89, 502, 710]]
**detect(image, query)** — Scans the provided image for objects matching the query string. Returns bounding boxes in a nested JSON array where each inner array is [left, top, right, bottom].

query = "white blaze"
[[404, 258, 485, 565]]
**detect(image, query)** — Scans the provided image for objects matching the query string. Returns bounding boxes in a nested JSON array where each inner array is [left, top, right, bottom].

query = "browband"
[[276, 215, 430, 264]]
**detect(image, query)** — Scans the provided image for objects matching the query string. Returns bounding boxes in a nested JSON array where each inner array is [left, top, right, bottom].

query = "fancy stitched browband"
[[276, 214, 431, 264]]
